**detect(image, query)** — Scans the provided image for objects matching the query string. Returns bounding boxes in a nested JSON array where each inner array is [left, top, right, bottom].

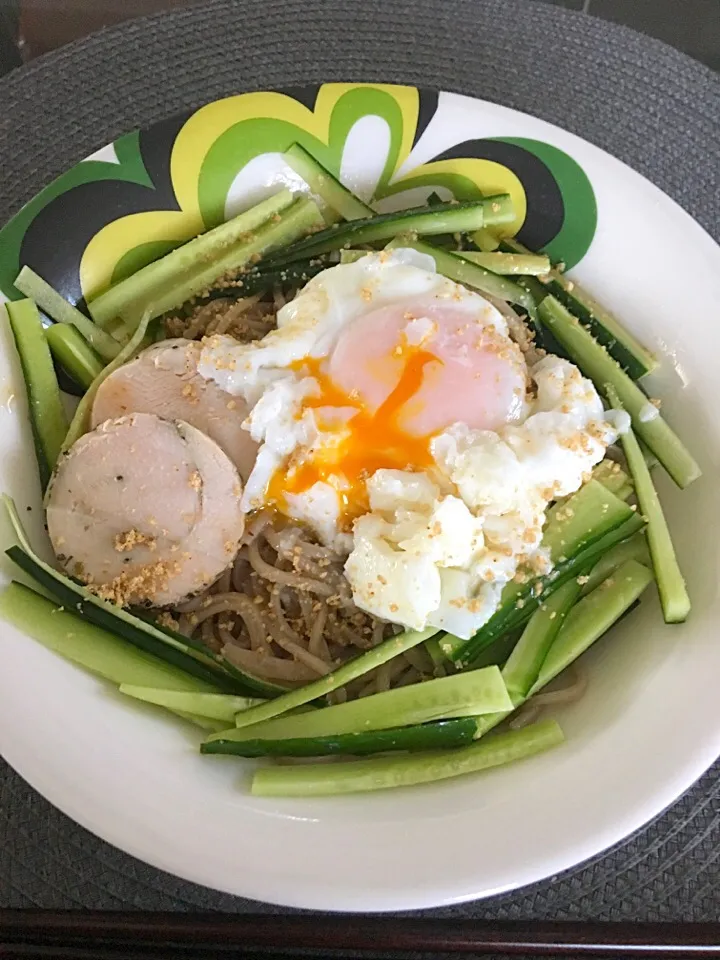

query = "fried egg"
[[199, 249, 627, 638]]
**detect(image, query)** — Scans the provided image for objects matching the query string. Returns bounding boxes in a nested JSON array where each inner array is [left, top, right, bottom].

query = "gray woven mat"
[[0, 0, 719, 919]]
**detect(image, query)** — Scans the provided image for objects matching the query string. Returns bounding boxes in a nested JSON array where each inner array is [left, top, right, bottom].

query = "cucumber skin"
[[203, 718, 477, 757]]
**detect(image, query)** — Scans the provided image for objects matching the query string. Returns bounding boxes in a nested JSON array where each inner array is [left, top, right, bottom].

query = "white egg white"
[[198, 251, 627, 639]]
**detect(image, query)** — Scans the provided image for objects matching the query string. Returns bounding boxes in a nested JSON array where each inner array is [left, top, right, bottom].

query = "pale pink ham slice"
[[46, 412, 245, 607], [91, 338, 258, 481]]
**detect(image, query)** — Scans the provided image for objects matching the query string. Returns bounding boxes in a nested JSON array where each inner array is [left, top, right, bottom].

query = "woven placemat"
[[0, 0, 719, 919]]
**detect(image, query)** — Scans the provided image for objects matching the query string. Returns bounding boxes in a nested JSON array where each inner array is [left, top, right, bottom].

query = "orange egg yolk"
[[266, 298, 527, 528]]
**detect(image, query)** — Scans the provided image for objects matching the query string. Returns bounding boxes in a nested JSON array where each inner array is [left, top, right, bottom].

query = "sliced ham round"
[[91, 338, 258, 481], [46, 412, 245, 607]]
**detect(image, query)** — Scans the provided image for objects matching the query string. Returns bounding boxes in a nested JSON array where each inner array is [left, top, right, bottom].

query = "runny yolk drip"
[[266, 349, 442, 526]]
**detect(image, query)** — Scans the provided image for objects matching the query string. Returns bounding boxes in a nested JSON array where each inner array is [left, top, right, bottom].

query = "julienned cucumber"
[[198, 260, 330, 303], [501, 578, 582, 702], [459, 250, 551, 275], [473, 560, 652, 740], [231, 627, 440, 731], [87, 189, 297, 327], [531, 560, 653, 691], [441, 480, 636, 664], [283, 143, 373, 221], [7, 544, 246, 692], [606, 386, 690, 623], [0, 581, 218, 692], [14, 266, 121, 362], [250, 719, 564, 797], [119, 686, 264, 721], [537, 295, 700, 489], [457, 511, 645, 669], [579, 533, 649, 596], [265, 197, 514, 266], [207, 666, 512, 742], [45, 323, 104, 390], [125, 197, 325, 329], [2, 495, 278, 697], [204, 718, 479, 758], [389, 238, 538, 318], [501, 238, 656, 380], [5, 299, 68, 490]]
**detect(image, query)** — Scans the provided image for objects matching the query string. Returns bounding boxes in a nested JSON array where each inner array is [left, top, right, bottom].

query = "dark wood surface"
[[1, 911, 720, 958]]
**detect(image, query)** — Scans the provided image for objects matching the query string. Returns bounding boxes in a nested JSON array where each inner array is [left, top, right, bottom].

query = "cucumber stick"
[[501, 578, 583, 702], [0, 581, 216, 692], [125, 197, 324, 329], [391, 238, 538, 318], [441, 480, 636, 664], [266, 197, 514, 267], [501, 238, 656, 379], [119, 686, 264, 721], [474, 559, 652, 739], [204, 718, 478, 758], [251, 719, 564, 797], [231, 627, 440, 731], [537, 295, 700, 488], [87, 189, 297, 327], [5, 299, 68, 489], [208, 666, 512, 742], [283, 143, 373, 221], [2, 495, 262, 694], [459, 250, 551, 275], [14, 266, 121, 361], [580, 533, 649, 596], [45, 323, 104, 389], [532, 560, 653, 691], [606, 386, 690, 622]]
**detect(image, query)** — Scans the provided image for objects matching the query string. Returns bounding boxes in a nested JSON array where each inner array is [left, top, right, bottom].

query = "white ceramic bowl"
[[0, 87, 718, 911]]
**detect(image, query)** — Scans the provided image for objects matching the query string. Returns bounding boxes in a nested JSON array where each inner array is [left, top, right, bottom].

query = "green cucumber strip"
[[441, 480, 635, 662], [204, 718, 478, 758], [606, 386, 690, 622], [532, 560, 653, 691], [15, 267, 121, 361], [126, 197, 324, 329], [537, 296, 700, 488], [389, 238, 538, 318], [472, 228, 501, 252], [119, 686, 264, 720], [45, 323, 104, 390], [231, 627, 439, 730], [251, 718, 564, 797], [7, 494, 284, 700], [87, 189, 296, 327], [207, 666, 512, 742], [3, 496, 258, 693], [6, 544, 244, 692], [591, 459, 632, 498], [60, 308, 155, 452], [283, 143, 373, 221], [266, 196, 514, 266], [501, 238, 656, 379], [474, 556, 651, 740], [196, 259, 331, 305], [5, 299, 69, 489], [580, 533, 649, 596], [0, 581, 217, 691], [459, 251, 551, 275], [501, 578, 583, 702], [459, 511, 645, 669], [339, 250, 370, 264], [173, 710, 227, 732]]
